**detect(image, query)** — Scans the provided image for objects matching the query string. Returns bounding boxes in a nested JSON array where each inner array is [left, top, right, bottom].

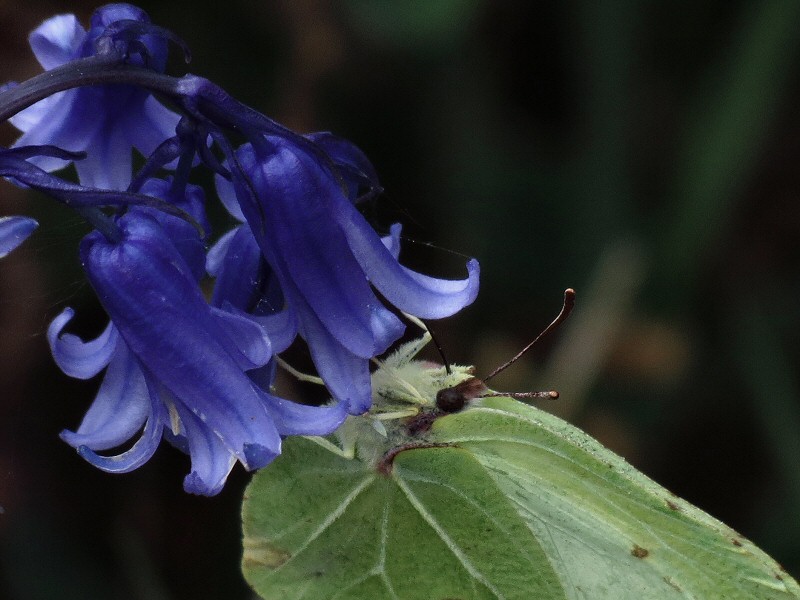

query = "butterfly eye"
[[435, 387, 467, 413]]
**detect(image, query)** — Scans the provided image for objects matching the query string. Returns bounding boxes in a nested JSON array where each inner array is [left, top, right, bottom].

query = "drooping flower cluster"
[[0, 4, 479, 494]]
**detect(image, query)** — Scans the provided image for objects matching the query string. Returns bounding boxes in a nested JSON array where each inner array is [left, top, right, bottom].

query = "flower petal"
[[75, 114, 136, 189], [7, 92, 63, 134], [247, 307, 297, 354], [245, 358, 277, 394], [382, 222, 401, 260], [214, 171, 245, 221], [124, 95, 181, 160], [60, 343, 149, 450], [209, 306, 272, 370], [28, 13, 86, 70], [291, 288, 372, 414], [11, 87, 97, 165], [206, 227, 238, 277], [0, 216, 37, 258], [169, 400, 237, 496], [47, 307, 119, 379], [70, 373, 165, 473], [338, 204, 480, 319], [209, 224, 269, 312], [259, 390, 347, 436]]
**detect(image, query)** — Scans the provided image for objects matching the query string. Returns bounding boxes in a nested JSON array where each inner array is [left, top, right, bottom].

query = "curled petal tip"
[[48, 308, 118, 379]]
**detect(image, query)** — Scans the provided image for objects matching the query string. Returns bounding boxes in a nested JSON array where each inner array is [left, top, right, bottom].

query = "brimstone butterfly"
[[242, 315, 799, 599]]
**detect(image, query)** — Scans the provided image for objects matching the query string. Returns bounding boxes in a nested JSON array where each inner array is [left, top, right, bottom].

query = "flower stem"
[[74, 206, 122, 243]]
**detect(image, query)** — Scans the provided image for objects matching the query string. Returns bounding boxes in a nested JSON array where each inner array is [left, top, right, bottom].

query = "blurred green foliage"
[[2, 1, 800, 597]]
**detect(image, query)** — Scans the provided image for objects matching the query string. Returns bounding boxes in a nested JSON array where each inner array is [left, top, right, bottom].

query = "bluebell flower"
[[8, 4, 179, 189], [0, 216, 37, 257], [215, 134, 480, 414], [0, 5, 481, 493], [50, 192, 346, 495]]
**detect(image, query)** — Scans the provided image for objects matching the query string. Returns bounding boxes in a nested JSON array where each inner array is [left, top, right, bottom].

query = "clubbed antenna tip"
[[483, 288, 575, 384]]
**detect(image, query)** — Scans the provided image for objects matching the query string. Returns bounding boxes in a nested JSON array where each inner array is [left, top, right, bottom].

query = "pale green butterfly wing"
[[243, 437, 568, 599], [242, 340, 800, 599], [428, 396, 799, 598]]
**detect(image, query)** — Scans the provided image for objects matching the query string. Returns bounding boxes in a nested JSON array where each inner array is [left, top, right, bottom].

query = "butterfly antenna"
[[481, 390, 560, 400], [423, 319, 451, 374], [482, 288, 575, 384]]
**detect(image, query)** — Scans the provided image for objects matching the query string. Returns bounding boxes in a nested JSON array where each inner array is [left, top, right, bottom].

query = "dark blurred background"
[[2, 1, 800, 598]]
